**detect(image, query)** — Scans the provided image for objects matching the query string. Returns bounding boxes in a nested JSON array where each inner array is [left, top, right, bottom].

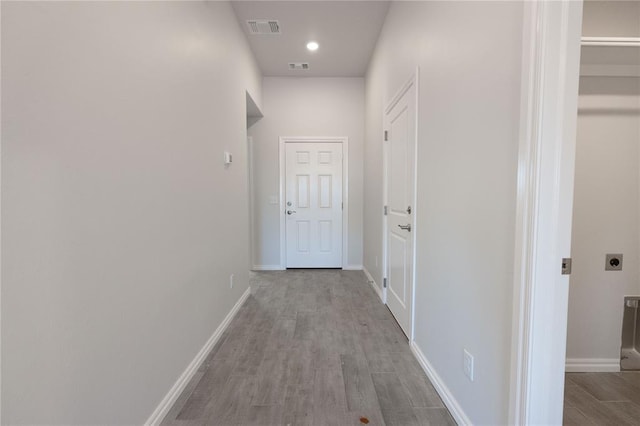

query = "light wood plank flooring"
[[565, 372, 640, 425], [161, 270, 455, 426]]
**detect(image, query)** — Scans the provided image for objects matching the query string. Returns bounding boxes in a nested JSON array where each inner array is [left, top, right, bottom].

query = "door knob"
[[287, 210, 297, 215], [398, 224, 411, 232]]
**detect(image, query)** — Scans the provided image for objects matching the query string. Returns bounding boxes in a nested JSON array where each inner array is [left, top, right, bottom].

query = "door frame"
[[382, 68, 419, 342], [247, 135, 256, 269], [278, 136, 349, 270], [509, 1, 583, 424]]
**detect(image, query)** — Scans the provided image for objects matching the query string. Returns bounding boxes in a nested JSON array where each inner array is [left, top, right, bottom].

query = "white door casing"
[[509, 1, 583, 424], [384, 72, 418, 338], [280, 138, 347, 268]]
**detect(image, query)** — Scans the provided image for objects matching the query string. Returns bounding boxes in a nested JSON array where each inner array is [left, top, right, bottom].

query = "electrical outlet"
[[230, 274, 234, 289], [463, 349, 474, 381], [605, 254, 623, 271]]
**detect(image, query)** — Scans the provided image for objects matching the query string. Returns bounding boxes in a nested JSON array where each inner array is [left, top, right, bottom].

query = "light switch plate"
[[268, 195, 278, 205], [224, 151, 233, 165]]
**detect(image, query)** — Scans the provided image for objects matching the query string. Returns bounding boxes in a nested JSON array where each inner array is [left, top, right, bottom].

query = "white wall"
[[567, 77, 640, 363], [249, 77, 364, 269], [1, 2, 261, 424], [364, 2, 523, 423], [582, 0, 640, 37]]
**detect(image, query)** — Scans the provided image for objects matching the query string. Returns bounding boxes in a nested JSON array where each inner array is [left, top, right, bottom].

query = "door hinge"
[[562, 258, 572, 275], [384, 130, 388, 141], [383, 205, 388, 216], [383, 277, 388, 288]]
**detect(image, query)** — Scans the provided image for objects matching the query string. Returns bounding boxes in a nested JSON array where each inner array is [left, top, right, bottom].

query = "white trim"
[[247, 135, 256, 269], [410, 67, 419, 344], [411, 342, 472, 426], [342, 264, 363, 271], [145, 287, 251, 426], [251, 264, 284, 271], [581, 37, 640, 47], [279, 141, 286, 270], [509, 3, 543, 421], [509, 1, 583, 425], [565, 358, 620, 373], [363, 267, 384, 303], [0, 2, 3, 421], [278, 136, 349, 269], [382, 69, 419, 342]]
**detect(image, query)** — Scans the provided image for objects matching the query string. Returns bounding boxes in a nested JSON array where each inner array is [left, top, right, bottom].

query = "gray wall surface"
[[1, 2, 261, 423], [364, 2, 523, 423]]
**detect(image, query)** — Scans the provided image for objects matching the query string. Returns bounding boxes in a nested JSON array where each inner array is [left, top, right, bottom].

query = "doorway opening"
[[563, 2, 640, 423]]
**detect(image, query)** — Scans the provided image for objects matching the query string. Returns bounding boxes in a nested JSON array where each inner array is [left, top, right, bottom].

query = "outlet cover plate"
[[606, 253, 623, 271]]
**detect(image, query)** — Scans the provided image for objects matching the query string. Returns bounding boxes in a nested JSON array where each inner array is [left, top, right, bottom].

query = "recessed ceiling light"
[[306, 41, 319, 52]]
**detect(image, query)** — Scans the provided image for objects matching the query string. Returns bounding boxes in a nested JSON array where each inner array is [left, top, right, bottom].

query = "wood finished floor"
[[161, 270, 455, 426], [565, 372, 640, 425]]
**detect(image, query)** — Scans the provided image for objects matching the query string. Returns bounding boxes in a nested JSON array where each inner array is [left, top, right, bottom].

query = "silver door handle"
[[398, 224, 411, 232], [287, 210, 297, 215]]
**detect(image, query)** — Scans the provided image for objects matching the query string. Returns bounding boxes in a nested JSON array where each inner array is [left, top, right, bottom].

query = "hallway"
[[161, 270, 455, 425]]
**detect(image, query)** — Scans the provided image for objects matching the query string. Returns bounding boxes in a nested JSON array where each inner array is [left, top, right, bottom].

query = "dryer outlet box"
[[606, 253, 623, 271]]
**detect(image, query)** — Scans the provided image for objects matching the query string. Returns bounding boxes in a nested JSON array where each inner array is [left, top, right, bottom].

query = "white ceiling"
[[231, 1, 390, 77]]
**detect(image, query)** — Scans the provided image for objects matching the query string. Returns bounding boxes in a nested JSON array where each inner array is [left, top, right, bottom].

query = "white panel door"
[[285, 142, 343, 268], [385, 80, 416, 337]]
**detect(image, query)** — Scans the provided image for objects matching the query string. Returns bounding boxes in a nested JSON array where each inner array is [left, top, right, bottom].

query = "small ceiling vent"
[[289, 63, 310, 71], [247, 20, 280, 35]]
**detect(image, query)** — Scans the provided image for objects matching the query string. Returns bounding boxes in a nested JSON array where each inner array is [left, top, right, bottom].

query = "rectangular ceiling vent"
[[289, 63, 310, 71], [247, 20, 280, 35]]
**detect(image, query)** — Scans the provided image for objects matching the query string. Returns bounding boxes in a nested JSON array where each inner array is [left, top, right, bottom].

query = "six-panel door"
[[285, 142, 343, 268]]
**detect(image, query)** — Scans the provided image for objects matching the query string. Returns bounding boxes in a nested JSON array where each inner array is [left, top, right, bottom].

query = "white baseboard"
[[363, 267, 384, 303], [565, 358, 620, 373], [410, 341, 473, 426], [342, 264, 363, 271], [251, 265, 283, 271], [145, 287, 251, 425]]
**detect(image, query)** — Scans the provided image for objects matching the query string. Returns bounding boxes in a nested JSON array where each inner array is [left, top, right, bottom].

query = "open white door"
[[284, 142, 343, 268], [384, 74, 417, 337]]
